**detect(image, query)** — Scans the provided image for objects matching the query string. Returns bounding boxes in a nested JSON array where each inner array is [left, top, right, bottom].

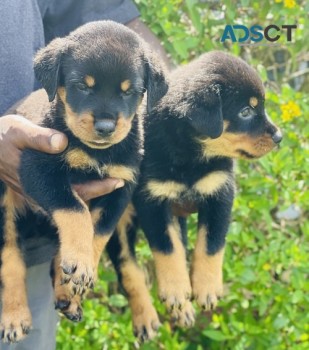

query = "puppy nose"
[[94, 120, 116, 136], [272, 130, 283, 144]]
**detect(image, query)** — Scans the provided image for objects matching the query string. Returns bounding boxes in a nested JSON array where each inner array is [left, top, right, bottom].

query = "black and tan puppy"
[[106, 51, 282, 341], [0, 20, 167, 342]]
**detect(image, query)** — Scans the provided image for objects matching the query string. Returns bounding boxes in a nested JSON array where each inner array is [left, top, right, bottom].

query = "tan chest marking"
[[146, 180, 187, 200], [193, 171, 231, 196], [66, 149, 99, 171], [66, 150, 136, 182], [102, 165, 136, 183]]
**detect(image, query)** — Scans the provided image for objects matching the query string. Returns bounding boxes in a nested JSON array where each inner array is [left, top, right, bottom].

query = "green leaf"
[[202, 329, 227, 341]]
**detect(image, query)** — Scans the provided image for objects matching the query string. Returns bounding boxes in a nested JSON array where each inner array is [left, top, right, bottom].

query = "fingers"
[[1, 115, 68, 153], [73, 178, 125, 201]]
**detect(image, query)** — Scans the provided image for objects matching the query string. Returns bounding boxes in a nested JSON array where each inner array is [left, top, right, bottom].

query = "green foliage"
[[57, 1, 308, 349]]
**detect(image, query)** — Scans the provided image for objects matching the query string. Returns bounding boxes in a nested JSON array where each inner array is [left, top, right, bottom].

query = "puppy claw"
[[61, 276, 71, 285], [200, 294, 218, 311], [61, 263, 77, 275]]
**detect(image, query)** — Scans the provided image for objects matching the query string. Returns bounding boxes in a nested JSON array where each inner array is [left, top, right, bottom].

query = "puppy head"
[[176, 51, 282, 159], [34, 20, 168, 149]]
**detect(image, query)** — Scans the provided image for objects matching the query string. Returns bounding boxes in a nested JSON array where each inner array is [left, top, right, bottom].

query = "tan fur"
[[85, 75, 95, 88], [120, 79, 131, 92], [3, 188, 27, 214], [90, 208, 104, 227], [66, 149, 99, 170], [191, 225, 224, 310], [93, 234, 111, 272], [103, 165, 136, 183], [52, 207, 94, 286], [110, 113, 134, 145], [249, 96, 258, 107], [194, 171, 232, 196], [170, 300, 195, 328], [65, 149, 136, 183], [116, 203, 134, 260], [0, 194, 31, 342], [116, 203, 135, 252], [153, 218, 191, 309], [146, 180, 187, 200], [199, 131, 275, 159]]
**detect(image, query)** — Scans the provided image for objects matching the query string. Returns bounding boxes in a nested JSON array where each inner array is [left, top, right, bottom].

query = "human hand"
[[0, 115, 68, 193], [73, 178, 124, 201]]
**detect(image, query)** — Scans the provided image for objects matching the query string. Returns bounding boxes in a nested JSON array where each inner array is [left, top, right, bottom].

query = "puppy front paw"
[[0, 307, 32, 343], [132, 302, 160, 342], [191, 248, 224, 311], [191, 271, 223, 310], [158, 276, 192, 311]]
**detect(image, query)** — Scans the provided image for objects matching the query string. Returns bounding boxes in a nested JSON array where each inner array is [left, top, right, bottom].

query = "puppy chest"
[[145, 170, 233, 201], [65, 149, 136, 183]]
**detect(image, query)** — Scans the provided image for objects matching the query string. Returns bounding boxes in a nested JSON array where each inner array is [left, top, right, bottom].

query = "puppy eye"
[[239, 106, 253, 118], [76, 83, 90, 92], [122, 89, 133, 96]]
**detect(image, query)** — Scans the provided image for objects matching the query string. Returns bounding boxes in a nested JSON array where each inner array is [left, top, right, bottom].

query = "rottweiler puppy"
[[106, 51, 282, 341], [0, 20, 167, 343]]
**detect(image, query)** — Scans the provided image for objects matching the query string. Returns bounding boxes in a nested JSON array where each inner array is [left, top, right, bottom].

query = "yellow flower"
[[284, 0, 296, 8], [280, 101, 301, 122], [275, 0, 282, 3], [300, 334, 309, 342], [263, 263, 271, 271]]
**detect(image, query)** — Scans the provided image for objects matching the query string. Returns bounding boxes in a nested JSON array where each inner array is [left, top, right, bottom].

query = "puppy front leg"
[[53, 185, 134, 322], [26, 186, 94, 292], [52, 198, 94, 292], [191, 188, 234, 310], [0, 189, 31, 343], [135, 197, 194, 322]]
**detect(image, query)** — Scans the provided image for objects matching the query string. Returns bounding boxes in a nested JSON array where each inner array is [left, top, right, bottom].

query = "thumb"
[[11, 116, 68, 153]]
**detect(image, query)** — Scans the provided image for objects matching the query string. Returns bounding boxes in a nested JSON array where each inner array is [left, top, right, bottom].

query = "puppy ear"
[[34, 38, 66, 102], [189, 93, 223, 139], [144, 50, 168, 113]]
